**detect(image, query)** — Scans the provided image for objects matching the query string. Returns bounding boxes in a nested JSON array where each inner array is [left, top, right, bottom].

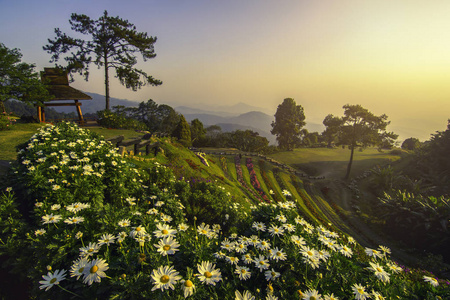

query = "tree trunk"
[[104, 54, 110, 111], [0, 101, 5, 114], [345, 144, 355, 180]]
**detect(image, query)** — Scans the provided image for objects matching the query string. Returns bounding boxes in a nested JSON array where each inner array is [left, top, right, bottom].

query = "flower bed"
[[246, 158, 270, 203], [0, 122, 448, 299]]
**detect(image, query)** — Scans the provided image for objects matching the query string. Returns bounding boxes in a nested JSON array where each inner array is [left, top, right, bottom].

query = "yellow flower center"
[[163, 245, 171, 251], [311, 297, 316, 300], [88, 249, 94, 253], [357, 288, 364, 294], [307, 251, 313, 256], [376, 267, 383, 272], [277, 252, 282, 256], [90, 265, 98, 273], [49, 217, 54, 221], [74, 205, 79, 208], [160, 275, 170, 284], [271, 271, 276, 277], [162, 229, 169, 235], [241, 269, 246, 274], [136, 227, 141, 231], [79, 267, 84, 273], [204, 271, 212, 278], [50, 278, 57, 284], [259, 261, 265, 265], [184, 280, 193, 287], [73, 219, 77, 223]]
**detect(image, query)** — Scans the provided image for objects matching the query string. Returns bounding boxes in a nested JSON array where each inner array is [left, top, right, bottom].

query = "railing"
[[106, 135, 162, 156]]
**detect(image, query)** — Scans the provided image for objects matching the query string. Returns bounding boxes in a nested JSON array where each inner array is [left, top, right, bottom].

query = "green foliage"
[[378, 191, 450, 256], [0, 111, 16, 130], [401, 137, 422, 151], [271, 98, 306, 151], [323, 104, 398, 179], [0, 122, 448, 299], [0, 43, 50, 112], [190, 118, 206, 147], [130, 100, 180, 134], [172, 115, 191, 147], [228, 130, 269, 152], [97, 107, 147, 130], [43, 10, 162, 110]]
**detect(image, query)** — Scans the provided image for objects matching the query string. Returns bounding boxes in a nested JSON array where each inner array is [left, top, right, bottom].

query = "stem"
[[57, 284, 83, 298]]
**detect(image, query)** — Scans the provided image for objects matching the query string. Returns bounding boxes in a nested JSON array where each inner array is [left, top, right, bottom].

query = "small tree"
[[0, 43, 49, 113], [190, 118, 206, 146], [271, 98, 306, 150], [43, 10, 162, 110], [324, 104, 398, 180], [401, 137, 421, 151], [172, 115, 191, 146]]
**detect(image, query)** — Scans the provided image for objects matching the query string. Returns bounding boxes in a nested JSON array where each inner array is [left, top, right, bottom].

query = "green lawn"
[[0, 123, 45, 160], [269, 147, 403, 179]]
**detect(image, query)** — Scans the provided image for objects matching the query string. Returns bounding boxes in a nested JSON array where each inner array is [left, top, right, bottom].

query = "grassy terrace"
[[269, 147, 403, 179]]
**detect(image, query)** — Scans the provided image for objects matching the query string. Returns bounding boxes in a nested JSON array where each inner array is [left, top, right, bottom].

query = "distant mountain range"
[[51, 92, 324, 145]]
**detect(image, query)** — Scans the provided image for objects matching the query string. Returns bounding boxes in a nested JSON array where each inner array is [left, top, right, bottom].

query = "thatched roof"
[[41, 68, 92, 101]]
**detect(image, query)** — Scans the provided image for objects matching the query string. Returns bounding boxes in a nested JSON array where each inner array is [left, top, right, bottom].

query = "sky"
[[1, 0, 450, 141]]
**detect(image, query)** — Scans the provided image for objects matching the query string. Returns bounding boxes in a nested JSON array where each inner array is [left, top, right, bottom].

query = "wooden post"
[[75, 100, 84, 125], [37, 106, 42, 122]]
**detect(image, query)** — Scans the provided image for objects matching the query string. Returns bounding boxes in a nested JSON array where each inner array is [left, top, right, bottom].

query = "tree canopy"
[[271, 98, 306, 150], [0, 43, 49, 112], [43, 10, 162, 110], [323, 104, 398, 179]]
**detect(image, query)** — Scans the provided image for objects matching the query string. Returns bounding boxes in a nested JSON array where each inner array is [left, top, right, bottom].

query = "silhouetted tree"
[[324, 104, 398, 180], [44, 10, 162, 110], [271, 98, 306, 150], [0, 43, 49, 113], [190, 118, 206, 146], [172, 115, 191, 146], [229, 130, 269, 152], [401, 137, 421, 151], [322, 114, 343, 147]]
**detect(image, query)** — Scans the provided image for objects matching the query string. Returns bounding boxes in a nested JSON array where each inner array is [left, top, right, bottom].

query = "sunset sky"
[[1, 0, 450, 141]]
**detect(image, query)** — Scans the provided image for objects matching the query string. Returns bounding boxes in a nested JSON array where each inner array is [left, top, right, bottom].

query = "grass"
[[0, 123, 45, 161], [269, 147, 403, 179]]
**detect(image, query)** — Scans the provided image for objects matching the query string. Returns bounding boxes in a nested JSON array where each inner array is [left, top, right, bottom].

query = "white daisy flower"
[[70, 257, 89, 280], [64, 216, 85, 225], [264, 268, 280, 281], [235, 266, 251, 281], [42, 214, 62, 224], [151, 266, 181, 291], [235, 290, 255, 300], [153, 223, 177, 239], [181, 279, 196, 298], [98, 233, 116, 246], [423, 275, 439, 287], [82, 258, 109, 285], [39, 269, 66, 291], [195, 261, 222, 286], [155, 236, 180, 256]]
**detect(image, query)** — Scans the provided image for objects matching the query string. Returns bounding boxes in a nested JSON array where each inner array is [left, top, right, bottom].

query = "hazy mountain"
[[51, 92, 140, 114], [176, 102, 271, 116]]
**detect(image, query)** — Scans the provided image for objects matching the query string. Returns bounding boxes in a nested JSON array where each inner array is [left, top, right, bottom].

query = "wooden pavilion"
[[39, 68, 92, 124]]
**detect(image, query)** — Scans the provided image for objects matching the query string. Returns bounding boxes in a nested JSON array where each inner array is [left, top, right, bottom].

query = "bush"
[[97, 109, 147, 130], [0, 122, 449, 299], [0, 111, 16, 130]]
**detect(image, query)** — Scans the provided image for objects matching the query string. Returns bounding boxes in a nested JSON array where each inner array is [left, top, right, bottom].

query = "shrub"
[[97, 109, 147, 130], [0, 111, 16, 130], [0, 122, 448, 299]]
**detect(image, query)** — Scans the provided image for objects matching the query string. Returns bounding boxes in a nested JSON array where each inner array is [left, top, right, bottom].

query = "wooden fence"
[[106, 135, 161, 156]]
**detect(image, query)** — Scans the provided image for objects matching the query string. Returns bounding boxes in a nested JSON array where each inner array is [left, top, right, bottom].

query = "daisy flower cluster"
[[0, 122, 448, 299]]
